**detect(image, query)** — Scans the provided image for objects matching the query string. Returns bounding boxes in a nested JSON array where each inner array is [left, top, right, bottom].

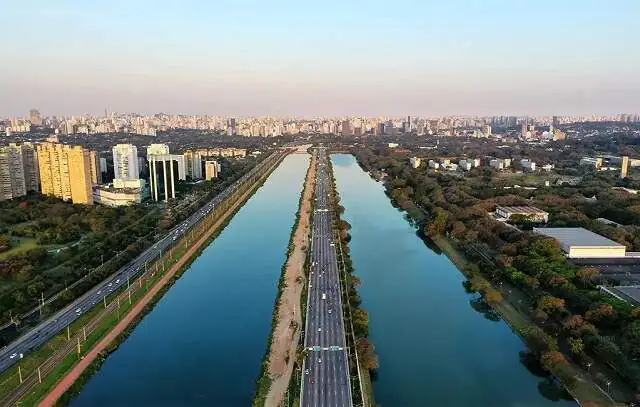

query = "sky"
[[1, 0, 639, 117]]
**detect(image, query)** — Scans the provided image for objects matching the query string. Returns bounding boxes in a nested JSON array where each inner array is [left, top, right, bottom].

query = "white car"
[[10, 353, 17, 359], [318, 328, 322, 332], [75, 308, 82, 313]]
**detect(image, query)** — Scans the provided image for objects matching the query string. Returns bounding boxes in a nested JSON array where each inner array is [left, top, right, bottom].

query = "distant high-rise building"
[[184, 150, 203, 180], [0, 145, 27, 201], [37, 142, 94, 204], [341, 120, 351, 136], [28, 109, 42, 126], [552, 116, 559, 129], [621, 156, 630, 179], [113, 144, 140, 180], [228, 118, 237, 136], [205, 160, 220, 181]]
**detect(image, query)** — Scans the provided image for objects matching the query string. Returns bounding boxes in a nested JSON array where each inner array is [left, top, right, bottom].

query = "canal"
[[71, 153, 310, 406], [331, 154, 576, 407]]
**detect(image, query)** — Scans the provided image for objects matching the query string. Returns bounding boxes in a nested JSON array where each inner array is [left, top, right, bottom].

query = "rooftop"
[[533, 227, 625, 248]]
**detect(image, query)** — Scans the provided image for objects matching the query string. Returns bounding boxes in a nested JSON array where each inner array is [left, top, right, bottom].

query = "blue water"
[[72, 154, 310, 407], [331, 154, 576, 407]]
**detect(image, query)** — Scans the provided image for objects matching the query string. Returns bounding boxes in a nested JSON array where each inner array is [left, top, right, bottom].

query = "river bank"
[[37, 152, 289, 407], [253, 150, 316, 407], [351, 153, 617, 407]]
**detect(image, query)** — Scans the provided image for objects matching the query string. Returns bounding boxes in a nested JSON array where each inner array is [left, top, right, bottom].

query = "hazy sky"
[[1, 0, 639, 117]]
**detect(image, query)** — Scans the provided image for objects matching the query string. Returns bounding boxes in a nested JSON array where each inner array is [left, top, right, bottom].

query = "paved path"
[[38, 158, 283, 407]]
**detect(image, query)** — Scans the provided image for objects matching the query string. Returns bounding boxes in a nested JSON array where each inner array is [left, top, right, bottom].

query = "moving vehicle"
[[322, 293, 326, 300]]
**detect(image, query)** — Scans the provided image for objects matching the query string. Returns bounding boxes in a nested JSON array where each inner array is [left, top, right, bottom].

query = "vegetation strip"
[[3, 152, 288, 406], [253, 150, 315, 407], [326, 156, 376, 407]]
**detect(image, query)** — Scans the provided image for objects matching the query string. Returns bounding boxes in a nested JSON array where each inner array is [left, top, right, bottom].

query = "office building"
[[113, 144, 140, 180], [205, 160, 221, 181], [184, 150, 203, 180], [37, 142, 94, 204], [0, 145, 27, 201], [148, 154, 185, 201]]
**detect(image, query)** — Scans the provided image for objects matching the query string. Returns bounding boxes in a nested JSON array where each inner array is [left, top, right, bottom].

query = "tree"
[[576, 267, 600, 285], [585, 303, 616, 324], [622, 320, 640, 359], [537, 295, 566, 315], [484, 288, 503, 305], [0, 235, 10, 253], [425, 211, 448, 237], [567, 337, 585, 355], [357, 338, 379, 370], [450, 221, 467, 239], [541, 351, 567, 371]]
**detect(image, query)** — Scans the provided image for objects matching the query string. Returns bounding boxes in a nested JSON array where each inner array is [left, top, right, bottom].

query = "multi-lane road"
[[301, 148, 352, 407], [0, 150, 285, 375]]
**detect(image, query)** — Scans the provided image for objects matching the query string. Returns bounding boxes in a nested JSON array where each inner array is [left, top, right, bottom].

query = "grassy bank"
[[253, 152, 314, 406]]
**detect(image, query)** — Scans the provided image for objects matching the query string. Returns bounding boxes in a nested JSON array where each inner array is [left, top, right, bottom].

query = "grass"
[[0, 237, 38, 260], [433, 235, 619, 407]]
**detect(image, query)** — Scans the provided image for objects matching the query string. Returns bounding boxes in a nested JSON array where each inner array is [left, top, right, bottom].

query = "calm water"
[[331, 154, 576, 407], [72, 154, 310, 407]]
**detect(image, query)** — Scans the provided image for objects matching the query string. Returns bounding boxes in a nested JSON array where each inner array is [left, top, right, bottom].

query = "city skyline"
[[1, 1, 639, 116]]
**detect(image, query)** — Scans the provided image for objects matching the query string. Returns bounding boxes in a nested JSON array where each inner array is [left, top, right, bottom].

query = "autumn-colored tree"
[[585, 303, 616, 323], [450, 221, 467, 239], [631, 308, 640, 319], [357, 338, 379, 370], [484, 288, 503, 305], [576, 267, 600, 285], [537, 295, 566, 315], [563, 315, 585, 332], [547, 275, 568, 288], [541, 351, 567, 371]]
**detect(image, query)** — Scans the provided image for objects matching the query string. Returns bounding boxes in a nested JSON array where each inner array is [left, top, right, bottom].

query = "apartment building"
[[37, 142, 94, 204]]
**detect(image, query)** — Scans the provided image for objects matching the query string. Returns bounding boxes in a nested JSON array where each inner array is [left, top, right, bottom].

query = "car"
[[328, 309, 332, 314], [318, 358, 322, 363], [116, 279, 120, 283], [97, 290, 101, 295], [108, 283, 113, 287], [9, 353, 17, 359], [318, 328, 322, 332], [75, 308, 82, 313], [305, 369, 309, 375]]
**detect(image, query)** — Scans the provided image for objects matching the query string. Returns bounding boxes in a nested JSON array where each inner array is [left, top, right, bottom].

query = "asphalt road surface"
[[0, 151, 283, 374], [301, 148, 352, 407]]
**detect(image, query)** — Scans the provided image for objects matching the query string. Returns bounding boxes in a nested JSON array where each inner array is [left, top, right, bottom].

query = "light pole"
[[586, 362, 592, 375], [606, 380, 612, 394]]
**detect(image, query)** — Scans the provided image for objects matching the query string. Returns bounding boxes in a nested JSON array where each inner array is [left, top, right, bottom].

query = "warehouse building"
[[533, 227, 627, 259]]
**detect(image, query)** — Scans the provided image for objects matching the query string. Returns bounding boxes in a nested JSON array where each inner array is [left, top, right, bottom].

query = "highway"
[[0, 150, 285, 375], [301, 148, 352, 407]]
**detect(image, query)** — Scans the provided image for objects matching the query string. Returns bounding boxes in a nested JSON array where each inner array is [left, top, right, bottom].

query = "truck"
[[322, 293, 326, 300]]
